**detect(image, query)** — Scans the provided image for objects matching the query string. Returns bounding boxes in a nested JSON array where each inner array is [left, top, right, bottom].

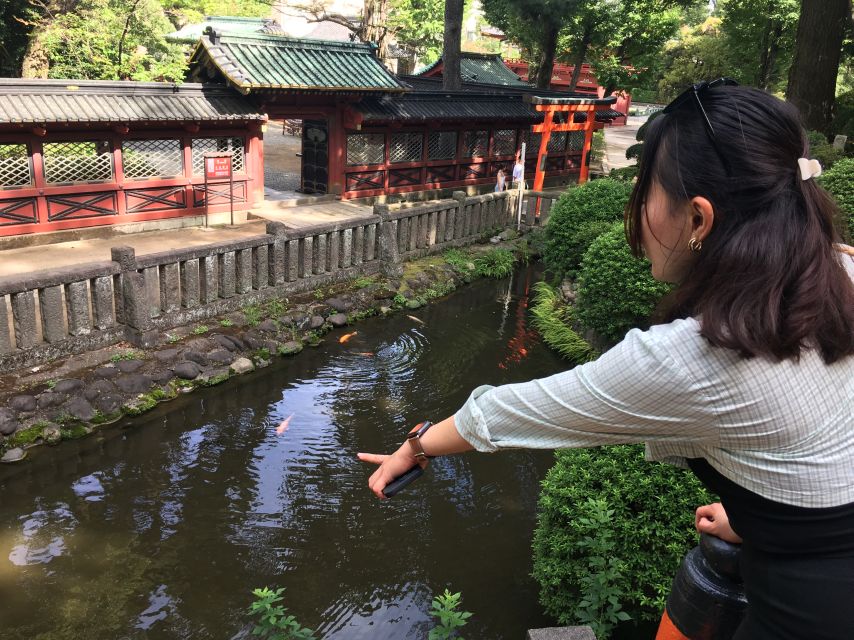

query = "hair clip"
[[797, 157, 822, 181]]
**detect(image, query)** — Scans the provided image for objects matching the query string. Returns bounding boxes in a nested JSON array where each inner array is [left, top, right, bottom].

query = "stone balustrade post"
[[111, 246, 154, 346], [375, 203, 403, 278], [452, 191, 467, 239]]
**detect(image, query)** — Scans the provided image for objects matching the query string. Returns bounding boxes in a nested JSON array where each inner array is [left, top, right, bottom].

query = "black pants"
[[733, 546, 854, 639]]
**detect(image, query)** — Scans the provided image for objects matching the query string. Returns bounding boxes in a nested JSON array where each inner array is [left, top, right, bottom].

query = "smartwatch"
[[406, 421, 433, 461]]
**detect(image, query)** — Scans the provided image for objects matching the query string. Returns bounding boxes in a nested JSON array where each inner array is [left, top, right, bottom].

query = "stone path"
[[602, 115, 645, 173]]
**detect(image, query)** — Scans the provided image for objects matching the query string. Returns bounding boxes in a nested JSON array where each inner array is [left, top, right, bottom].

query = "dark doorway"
[[301, 119, 328, 194]]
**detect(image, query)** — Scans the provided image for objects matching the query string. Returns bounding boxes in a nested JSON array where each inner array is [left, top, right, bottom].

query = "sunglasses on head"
[[662, 77, 739, 175]]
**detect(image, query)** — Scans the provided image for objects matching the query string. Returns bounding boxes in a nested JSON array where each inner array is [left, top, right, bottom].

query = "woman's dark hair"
[[626, 85, 854, 363]]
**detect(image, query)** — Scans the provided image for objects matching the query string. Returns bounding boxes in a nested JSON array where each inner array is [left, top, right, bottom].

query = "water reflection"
[[0, 266, 570, 639]]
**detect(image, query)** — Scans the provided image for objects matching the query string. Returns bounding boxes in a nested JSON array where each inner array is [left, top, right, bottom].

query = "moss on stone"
[[197, 372, 230, 387], [61, 424, 90, 440], [122, 394, 158, 416], [8, 424, 47, 447]]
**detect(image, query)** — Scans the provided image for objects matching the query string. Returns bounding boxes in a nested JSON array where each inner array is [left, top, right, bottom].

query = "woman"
[[359, 83, 854, 639]]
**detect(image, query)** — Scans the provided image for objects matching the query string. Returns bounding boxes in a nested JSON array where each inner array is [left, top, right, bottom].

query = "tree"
[[443, 0, 464, 90], [290, 0, 393, 62], [719, 0, 799, 91], [656, 17, 733, 101], [786, 0, 851, 132], [387, 0, 445, 70]]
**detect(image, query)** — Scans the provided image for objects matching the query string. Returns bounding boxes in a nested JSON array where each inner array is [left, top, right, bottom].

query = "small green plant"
[[474, 248, 516, 278], [352, 276, 374, 289], [166, 333, 181, 343], [192, 324, 209, 335], [443, 248, 477, 280], [110, 350, 144, 362], [248, 587, 315, 640], [243, 304, 263, 327], [392, 293, 407, 307], [266, 298, 287, 317], [570, 499, 631, 638], [219, 319, 234, 328], [45, 379, 57, 390], [428, 589, 473, 640]]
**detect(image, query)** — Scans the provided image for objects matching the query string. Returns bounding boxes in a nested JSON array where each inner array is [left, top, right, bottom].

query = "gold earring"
[[688, 237, 702, 253]]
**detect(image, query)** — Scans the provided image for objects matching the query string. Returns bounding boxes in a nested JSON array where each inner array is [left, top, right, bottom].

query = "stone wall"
[[0, 191, 555, 371]]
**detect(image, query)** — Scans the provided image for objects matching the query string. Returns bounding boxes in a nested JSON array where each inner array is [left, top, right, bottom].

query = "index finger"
[[357, 452, 388, 465]]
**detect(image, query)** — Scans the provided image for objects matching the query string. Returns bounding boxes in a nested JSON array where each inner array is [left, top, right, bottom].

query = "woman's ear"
[[689, 196, 715, 241]]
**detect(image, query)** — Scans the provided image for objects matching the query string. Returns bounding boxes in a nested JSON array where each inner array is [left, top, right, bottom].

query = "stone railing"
[[0, 191, 520, 369], [516, 190, 562, 228]]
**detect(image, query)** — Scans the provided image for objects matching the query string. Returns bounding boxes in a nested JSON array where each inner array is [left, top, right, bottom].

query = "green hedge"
[[542, 179, 634, 280], [532, 445, 714, 628], [806, 130, 842, 170], [576, 222, 671, 344], [818, 157, 854, 243]]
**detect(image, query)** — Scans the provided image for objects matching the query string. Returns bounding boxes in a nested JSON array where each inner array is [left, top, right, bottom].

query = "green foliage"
[[818, 157, 854, 243], [352, 276, 375, 289], [532, 445, 714, 625], [110, 350, 144, 362], [806, 130, 842, 170], [248, 587, 315, 640], [428, 589, 473, 640], [569, 499, 632, 638], [474, 248, 516, 278], [608, 166, 638, 182], [389, 0, 445, 65], [542, 179, 634, 279], [576, 222, 671, 344], [829, 90, 854, 144], [243, 304, 263, 327], [657, 18, 734, 102], [219, 319, 234, 328], [530, 281, 598, 364], [266, 297, 288, 317], [192, 324, 209, 335], [392, 293, 407, 307], [443, 248, 477, 281]]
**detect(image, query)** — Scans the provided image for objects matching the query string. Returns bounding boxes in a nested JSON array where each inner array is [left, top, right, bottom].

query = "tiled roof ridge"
[[201, 15, 275, 23], [0, 79, 233, 95], [204, 29, 379, 52]]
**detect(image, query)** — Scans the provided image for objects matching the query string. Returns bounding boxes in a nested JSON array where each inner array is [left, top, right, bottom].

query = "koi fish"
[[355, 352, 374, 357], [406, 315, 424, 325], [275, 414, 293, 435], [339, 331, 358, 343]]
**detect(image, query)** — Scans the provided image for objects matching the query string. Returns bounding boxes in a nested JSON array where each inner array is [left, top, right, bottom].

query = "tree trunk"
[[363, 0, 389, 62], [763, 20, 783, 90], [535, 23, 559, 89], [786, 0, 849, 132], [567, 27, 592, 93], [757, 18, 773, 88], [20, 27, 49, 78], [442, 0, 464, 91]]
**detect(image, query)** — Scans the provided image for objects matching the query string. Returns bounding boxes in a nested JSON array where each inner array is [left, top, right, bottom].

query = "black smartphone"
[[382, 465, 424, 498]]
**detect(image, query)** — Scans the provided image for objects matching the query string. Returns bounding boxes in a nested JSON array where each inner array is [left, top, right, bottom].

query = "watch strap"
[[406, 421, 433, 460]]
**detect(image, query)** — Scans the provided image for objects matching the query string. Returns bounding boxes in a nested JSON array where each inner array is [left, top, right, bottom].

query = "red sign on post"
[[205, 155, 232, 180]]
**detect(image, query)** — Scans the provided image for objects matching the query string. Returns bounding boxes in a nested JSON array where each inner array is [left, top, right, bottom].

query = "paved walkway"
[[602, 115, 645, 173]]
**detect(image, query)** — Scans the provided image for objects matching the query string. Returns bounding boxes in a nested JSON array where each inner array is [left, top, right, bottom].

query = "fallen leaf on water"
[[406, 315, 424, 325], [339, 331, 358, 343], [355, 352, 374, 357], [276, 414, 293, 435]]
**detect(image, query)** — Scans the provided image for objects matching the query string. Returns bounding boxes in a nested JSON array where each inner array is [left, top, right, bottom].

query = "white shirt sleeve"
[[454, 324, 721, 453]]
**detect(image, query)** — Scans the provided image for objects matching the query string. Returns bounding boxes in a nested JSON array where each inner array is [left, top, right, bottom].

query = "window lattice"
[[123, 139, 183, 179], [520, 131, 541, 155], [43, 141, 113, 184], [427, 131, 457, 160], [547, 132, 568, 153], [0, 144, 32, 187], [567, 131, 586, 153], [492, 129, 516, 156], [389, 132, 423, 163], [463, 130, 489, 158], [192, 137, 245, 175], [347, 133, 385, 165]]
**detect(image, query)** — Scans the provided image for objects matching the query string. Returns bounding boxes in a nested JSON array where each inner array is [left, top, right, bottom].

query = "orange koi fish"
[[339, 331, 358, 343], [406, 315, 424, 325], [276, 414, 293, 435]]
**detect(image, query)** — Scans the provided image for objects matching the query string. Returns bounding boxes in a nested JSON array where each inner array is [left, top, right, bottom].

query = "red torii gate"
[[525, 94, 617, 192]]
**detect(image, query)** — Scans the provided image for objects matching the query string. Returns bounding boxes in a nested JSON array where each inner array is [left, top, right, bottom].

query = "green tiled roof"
[[189, 31, 407, 94], [165, 16, 275, 44], [417, 53, 529, 87]]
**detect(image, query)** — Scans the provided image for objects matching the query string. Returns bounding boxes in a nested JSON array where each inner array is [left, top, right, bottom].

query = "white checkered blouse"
[[455, 253, 854, 509]]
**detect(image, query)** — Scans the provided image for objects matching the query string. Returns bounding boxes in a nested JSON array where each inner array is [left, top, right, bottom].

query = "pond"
[[0, 266, 572, 640]]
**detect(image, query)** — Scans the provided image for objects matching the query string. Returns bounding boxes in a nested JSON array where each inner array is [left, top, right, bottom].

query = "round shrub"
[[818, 156, 854, 243], [532, 445, 714, 626], [542, 179, 634, 279], [576, 222, 671, 344]]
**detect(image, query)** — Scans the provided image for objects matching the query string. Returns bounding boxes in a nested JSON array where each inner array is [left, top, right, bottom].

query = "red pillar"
[[578, 106, 596, 184], [532, 108, 554, 193]]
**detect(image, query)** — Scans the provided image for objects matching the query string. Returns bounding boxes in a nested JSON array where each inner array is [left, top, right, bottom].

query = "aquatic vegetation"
[[474, 248, 516, 279], [248, 587, 315, 640], [530, 282, 597, 364], [428, 589, 473, 640]]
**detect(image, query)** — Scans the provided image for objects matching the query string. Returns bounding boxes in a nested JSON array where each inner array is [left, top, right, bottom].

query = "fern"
[[530, 281, 598, 364]]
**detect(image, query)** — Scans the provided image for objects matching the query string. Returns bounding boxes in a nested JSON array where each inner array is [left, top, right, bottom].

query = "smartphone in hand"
[[382, 465, 424, 498]]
